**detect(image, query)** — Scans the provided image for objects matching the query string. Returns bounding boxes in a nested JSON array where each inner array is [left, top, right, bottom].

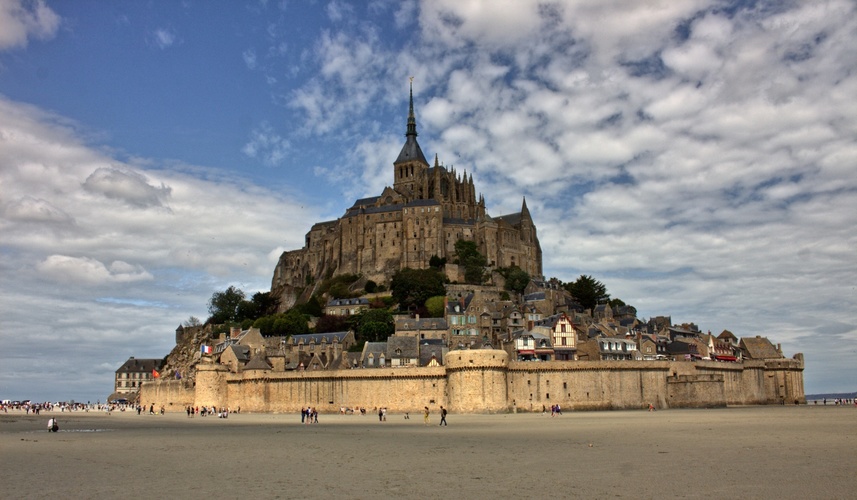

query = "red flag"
[[152, 369, 160, 378]]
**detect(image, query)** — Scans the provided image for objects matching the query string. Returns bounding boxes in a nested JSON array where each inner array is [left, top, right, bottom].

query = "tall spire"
[[406, 76, 417, 138], [394, 77, 428, 167]]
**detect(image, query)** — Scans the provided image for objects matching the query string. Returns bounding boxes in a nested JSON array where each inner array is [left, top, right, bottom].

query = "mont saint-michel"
[[270, 83, 541, 311], [123, 87, 804, 414]]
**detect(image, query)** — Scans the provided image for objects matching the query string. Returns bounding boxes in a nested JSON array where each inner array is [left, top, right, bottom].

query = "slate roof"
[[387, 336, 418, 359], [362, 342, 388, 368], [244, 352, 272, 371], [116, 357, 163, 374], [741, 336, 783, 360], [229, 345, 251, 363], [495, 212, 522, 226], [327, 298, 369, 306], [291, 332, 350, 345], [419, 343, 445, 366], [395, 317, 449, 331]]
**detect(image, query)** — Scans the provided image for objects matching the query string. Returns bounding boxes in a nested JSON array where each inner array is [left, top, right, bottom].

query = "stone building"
[[271, 84, 542, 309], [114, 357, 163, 395]]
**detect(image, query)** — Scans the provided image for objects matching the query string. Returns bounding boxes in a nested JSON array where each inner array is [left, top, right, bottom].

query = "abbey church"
[[271, 85, 542, 307]]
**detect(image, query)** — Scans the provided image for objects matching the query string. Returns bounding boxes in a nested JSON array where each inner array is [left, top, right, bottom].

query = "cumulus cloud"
[[37, 255, 153, 284], [3, 195, 73, 224], [0, 0, 60, 50], [82, 166, 172, 208]]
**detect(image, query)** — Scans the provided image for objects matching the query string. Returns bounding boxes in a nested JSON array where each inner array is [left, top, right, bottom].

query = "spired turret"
[[394, 79, 429, 195]]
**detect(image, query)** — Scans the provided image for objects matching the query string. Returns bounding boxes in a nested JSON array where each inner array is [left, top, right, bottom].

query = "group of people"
[[301, 407, 319, 424], [542, 404, 563, 416]]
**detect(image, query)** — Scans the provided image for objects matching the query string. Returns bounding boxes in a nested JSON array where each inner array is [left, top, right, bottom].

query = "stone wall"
[[141, 349, 805, 413], [138, 379, 195, 411]]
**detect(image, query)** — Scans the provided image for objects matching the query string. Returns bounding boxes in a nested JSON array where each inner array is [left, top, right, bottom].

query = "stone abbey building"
[[271, 84, 542, 308]]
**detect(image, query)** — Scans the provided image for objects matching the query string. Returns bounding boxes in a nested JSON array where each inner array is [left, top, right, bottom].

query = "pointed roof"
[[394, 80, 428, 166]]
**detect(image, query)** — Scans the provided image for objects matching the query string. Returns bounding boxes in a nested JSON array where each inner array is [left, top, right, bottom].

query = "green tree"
[[207, 286, 245, 324], [429, 254, 447, 269], [564, 275, 609, 312], [454, 240, 487, 284], [271, 309, 310, 336], [314, 314, 350, 333], [391, 268, 446, 310], [498, 266, 530, 295], [183, 316, 202, 328], [295, 295, 323, 317], [253, 315, 275, 336], [350, 308, 394, 343], [425, 295, 446, 318]]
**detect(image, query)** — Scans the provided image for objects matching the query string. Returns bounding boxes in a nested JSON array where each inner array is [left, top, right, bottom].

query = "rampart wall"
[[140, 349, 805, 413]]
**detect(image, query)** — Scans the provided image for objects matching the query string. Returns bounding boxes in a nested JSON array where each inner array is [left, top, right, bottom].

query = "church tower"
[[393, 79, 429, 197]]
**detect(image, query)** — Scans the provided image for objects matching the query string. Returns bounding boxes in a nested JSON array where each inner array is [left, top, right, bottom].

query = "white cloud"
[[242, 122, 291, 166], [0, 0, 60, 51], [243, 48, 257, 69], [151, 28, 176, 49], [82, 166, 172, 208], [37, 255, 154, 284]]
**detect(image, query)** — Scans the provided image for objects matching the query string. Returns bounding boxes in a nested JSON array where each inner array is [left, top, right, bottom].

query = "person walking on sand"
[[423, 406, 430, 425], [440, 406, 447, 426]]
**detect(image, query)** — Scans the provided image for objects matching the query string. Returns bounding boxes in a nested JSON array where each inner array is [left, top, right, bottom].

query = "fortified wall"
[[140, 349, 805, 413]]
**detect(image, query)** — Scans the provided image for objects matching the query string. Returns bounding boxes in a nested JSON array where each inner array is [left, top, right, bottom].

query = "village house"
[[325, 297, 370, 316], [114, 357, 164, 395], [531, 312, 578, 361], [394, 315, 449, 341]]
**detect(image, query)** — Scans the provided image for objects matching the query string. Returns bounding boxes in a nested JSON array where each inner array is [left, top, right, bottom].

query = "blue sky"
[[1, 0, 854, 403]]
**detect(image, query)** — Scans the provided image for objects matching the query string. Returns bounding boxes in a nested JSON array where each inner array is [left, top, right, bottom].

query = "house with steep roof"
[[361, 342, 388, 368], [740, 336, 783, 360], [220, 345, 251, 372], [395, 316, 449, 341], [504, 330, 553, 361], [419, 339, 447, 367], [288, 331, 355, 358], [596, 337, 637, 360], [387, 336, 419, 367], [532, 312, 578, 361]]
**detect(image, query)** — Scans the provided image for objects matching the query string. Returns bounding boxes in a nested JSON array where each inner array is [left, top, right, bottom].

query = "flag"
[[152, 369, 160, 378], [201, 345, 212, 354]]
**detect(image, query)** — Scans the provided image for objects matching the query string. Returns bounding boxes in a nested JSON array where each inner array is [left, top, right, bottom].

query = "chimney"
[[230, 327, 241, 339]]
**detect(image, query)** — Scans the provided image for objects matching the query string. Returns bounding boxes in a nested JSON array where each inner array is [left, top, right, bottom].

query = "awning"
[[517, 350, 535, 354], [714, 355, 738, 361]]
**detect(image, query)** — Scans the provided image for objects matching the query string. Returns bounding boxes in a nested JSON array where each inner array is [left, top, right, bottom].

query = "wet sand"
[[1, 406, 854, 499]]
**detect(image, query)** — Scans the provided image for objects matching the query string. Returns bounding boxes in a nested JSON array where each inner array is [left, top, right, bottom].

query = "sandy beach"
[[1, 405, 854, 499]]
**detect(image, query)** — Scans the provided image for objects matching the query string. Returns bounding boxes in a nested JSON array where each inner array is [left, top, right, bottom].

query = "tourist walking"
[[423, 406, 430, 425], [439, 406, 447, 426]]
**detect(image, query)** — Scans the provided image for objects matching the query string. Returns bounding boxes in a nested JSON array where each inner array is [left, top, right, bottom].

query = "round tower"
[[194, 359, 229, 409], [445, 349, 509, 413]]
